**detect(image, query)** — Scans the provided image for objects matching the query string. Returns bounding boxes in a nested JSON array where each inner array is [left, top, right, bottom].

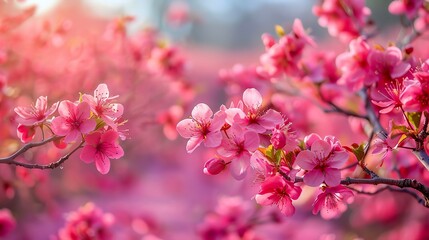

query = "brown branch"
[[0, 138, 83, 170], [290, 176, 429, 208]]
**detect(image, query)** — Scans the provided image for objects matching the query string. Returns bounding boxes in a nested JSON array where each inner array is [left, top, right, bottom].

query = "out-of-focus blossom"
[[146, 46, 184, 78], [0, 208, 16, 238], [58, 202, 115, 240], [156, 105, 184, 140], [388, 0, 424, 19], [313, 0, 371, 42]]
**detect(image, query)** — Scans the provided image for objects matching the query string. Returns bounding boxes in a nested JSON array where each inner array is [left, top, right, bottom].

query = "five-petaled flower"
[[255, 175, 302, 216], [312, 185, 354, 219], [82, 83, 124, 130], [176, 103, 225, 153], [52, 100, 96, 143], [296, 138, 349, 187], [80, 130, 124, 174], [14, 96, 58, 126]]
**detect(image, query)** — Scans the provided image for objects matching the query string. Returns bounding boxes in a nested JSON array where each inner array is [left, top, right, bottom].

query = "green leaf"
[[406, 112, 422, 130], [346, 143, 365, 162]]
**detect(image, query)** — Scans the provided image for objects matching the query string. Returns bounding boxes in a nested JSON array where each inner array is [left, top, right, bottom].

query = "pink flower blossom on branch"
[[176, 103, 225, 153], [312, 185, 354, 219], [80, 130, 124, 174], [52, 101, 96, 143], [14, 96, 58, 126], [255, 175, 302, 216]]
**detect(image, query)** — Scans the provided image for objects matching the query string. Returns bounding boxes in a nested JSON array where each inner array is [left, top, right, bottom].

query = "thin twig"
[[0, 136, 58, 162]]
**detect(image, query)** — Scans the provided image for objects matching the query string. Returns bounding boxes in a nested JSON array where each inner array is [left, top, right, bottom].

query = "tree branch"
[[0, 138, 83, 170]]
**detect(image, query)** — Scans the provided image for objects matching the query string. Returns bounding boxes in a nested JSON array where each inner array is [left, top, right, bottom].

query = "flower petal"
[[303, 169, 324, 187], [95, 153, 111, 174], [243, 88, 262, 112]]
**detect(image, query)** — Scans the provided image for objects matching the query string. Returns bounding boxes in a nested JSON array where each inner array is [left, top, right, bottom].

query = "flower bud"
[[270, 129, 286, 149], [203, 158, 226, 175]]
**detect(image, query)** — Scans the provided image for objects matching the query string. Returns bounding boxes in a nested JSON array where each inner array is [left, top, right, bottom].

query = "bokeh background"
[[0, 0, 428, 239]]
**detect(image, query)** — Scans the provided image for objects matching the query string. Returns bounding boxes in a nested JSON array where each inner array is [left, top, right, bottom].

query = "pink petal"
[[64, 129, 80, 143], [46, 101, 59, 116], [51, 116, 71, 136], [35, 96, 47, 112], [95, 83, 110, 101], [204, 131, 222, 148], [255, 192, 274, 206], [230, 154, 249, 180], [107, 103, 124, 118], [243, 88, 262, 112], [310, 140, 332, 158], [95, 153, 111, 174], [176, 119, 197, 138], [391, 62, 410, 79], [76, 101, 91, 120], [101, 130, 119, 143], [106, 144, 124, 159], [278, 197, 295, 216], [295, 150, 317, 170], [85, 132, 101, 146], [312, 192, 327, 215], [186, 136, 203, 153], [258, 109, 283, 129], [303, 169, 324, 187], [328, 151, 349, 168], [80, 145, 96, 163], [58, 100, 75, 118], [243, 131, 260, 151], [324, 168, 341, 186], [79, 119, 96, 134], [191, 103, 213, 122]]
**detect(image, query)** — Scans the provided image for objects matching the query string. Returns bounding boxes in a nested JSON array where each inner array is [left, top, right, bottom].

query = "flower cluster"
[[13, 84, 125, 174]]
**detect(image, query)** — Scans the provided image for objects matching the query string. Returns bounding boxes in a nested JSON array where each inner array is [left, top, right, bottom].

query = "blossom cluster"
[[13, 84, 125, 174]]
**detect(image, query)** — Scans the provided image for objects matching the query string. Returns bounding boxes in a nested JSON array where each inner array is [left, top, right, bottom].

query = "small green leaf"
[[406, 112, 422, 130], [346, 143, 365, 162]]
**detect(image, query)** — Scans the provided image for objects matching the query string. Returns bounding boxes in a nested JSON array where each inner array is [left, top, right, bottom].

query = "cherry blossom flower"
[[16, 124, 36, 143], [52, 101, 96, 143], [255, 175, 302, 216], [58, 202, 115, 240], [225, 88, 282, 133], [217, 125, 260, 179], [14, 96, 58, 126], [402, 72, 429, 112], [0, 208, 16, 238], [367, 46, 410, 82], [388, 0, 424, 19], [270, 118, 297, 151], [312, 185, 354, 219], [371, 81, 409, 113], [146, 45, 184, 78], [176, 103, 225, 153], [80, 130, 124, 174], [82, 84, 124, 130], [296, 138, 349, 187], [313, 0, 371, 42]]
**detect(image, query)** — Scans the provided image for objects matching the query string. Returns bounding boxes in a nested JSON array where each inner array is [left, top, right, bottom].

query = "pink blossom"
[[270, 118, 297, 151], [296, 139, 349, 187], [58, 202, 115, 240], [80, 130, 124, 174], [14, 96, 58, 126], [371, 81, 409, 113], [0, 208, 16, 237], [217, 125, 260, 180], [336, 37, 372, 90], [156, 105, 184, 140], [388, 0, 423, 19], [225, 88, 282, 133], [402, 72, 429, 112], [82, 83, 124, 130], [313, 0, 371, 42], [367, 46, 410, 82], [203, 158, 226, 175], [176, 103, 225, 153], [146, 46, 184, 78], [16, 124, 36, 143], [255, 175, 302, 216], [52, 101, 96, 143], [250, 150, 276, 182], [312, 185, 354, 219], [415, 8, 429, 32]]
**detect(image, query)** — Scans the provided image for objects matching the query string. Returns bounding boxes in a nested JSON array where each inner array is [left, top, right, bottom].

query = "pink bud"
[[203, 158, 226, 175], [271, 129, 286, 149]]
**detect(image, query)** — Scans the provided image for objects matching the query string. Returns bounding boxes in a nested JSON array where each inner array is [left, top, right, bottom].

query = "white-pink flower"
[[14, 96, 58, 126], [176, 103, 225, 153], [52, 101, 96, 143], [296, 139, 349, 187], [225, 88, 282, 133], [312, 185, 354, 219], [217, 125, 260, 180], [82, 83, 124, 130]]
